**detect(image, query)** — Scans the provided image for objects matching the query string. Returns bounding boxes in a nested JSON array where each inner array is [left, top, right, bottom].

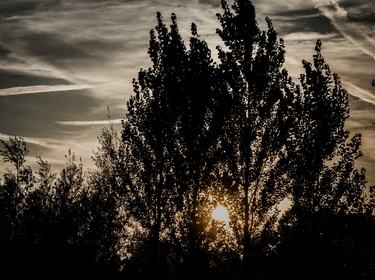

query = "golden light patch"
[[212, 205, 229, 224]]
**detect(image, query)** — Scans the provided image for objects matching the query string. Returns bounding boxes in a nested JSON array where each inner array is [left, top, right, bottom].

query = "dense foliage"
[[1, 0, 375, 279]]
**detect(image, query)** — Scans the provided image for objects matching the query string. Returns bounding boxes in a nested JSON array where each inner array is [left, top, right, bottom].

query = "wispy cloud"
[[283, 31, 335, 41], [0, 133, 61, 149], [56, 119, 123, 126], [0, 84, 92, 96], [1, 0, 375, 184], [345, 82, 375, 106], [312, 0, 375, 60]]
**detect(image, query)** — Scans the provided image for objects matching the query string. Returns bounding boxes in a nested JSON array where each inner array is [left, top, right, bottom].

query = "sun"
[[212, 205, 229, 224]]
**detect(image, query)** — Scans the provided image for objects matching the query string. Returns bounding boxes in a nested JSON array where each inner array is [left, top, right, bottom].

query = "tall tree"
[[289, 39, 350, 213], [171, 22, 233, 277], [121, 12, 188, 279], [215, 0, 295, 277], [275, 41, 375, 280], [122, 12, 231, 278]]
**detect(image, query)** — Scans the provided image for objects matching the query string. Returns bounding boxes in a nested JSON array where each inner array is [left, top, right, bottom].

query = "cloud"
[[198, 0, 221, 7], [0, 133, 61, 149], [283, 31, 335, 41], [252, 0, 315, 15], [0, 0, 222, 100], [1, 0, 375, 184], [56, 119, 123, 126], [0, 1, 38, 19], [0, 84, 92, 96], [312, 0, 375, 60], [345, 82, 375, 106]]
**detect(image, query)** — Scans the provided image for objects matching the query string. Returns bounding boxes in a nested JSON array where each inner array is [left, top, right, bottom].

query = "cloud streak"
[[344, 82, 375, 106], [283, 31, 335, 41], [312, 0, 375, 60], [0, 133, 61, 149], [56, 119, 123, 126], [0, 84, 92, 96], [1, 0, 375, 184]]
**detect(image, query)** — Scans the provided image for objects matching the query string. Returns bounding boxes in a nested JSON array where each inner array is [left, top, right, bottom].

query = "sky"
[[0, 0, 374, 184]]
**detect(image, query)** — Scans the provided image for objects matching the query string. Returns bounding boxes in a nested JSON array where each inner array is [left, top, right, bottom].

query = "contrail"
[[0, 84, 92, 96], [344, 82, 375, 106], [312, 0, 375, 60], [56, 119, 123, 126], [283, 32, 335, 41]]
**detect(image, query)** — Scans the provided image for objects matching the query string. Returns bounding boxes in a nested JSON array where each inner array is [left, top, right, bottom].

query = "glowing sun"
[[212, 205, 229, 224]]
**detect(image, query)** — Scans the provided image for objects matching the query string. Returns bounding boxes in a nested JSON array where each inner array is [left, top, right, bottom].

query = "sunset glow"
[[212, 205, 229, 224]]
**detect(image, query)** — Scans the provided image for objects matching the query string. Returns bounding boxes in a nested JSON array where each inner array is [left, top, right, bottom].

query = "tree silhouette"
[[0, 136, 126, 279], [275, 41, 375, 280], [121, 13, 188, 279], [22, 156, 56, 246], [215, 0, 295, 277], [288, 39, 350, 212], [122, 12, 231, 278], [172, 22, 232, 278], [0, 135, 33, 235], [83, 116, 127, 267], [119, 1, 375, 278], [0, 135, 32, 278]]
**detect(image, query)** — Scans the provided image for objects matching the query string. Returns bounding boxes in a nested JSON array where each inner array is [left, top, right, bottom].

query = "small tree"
[[44, 149, 85, 252], [0, 135, 33, 238], [22, 156, 56, 242], [83, 116, 127, 265]]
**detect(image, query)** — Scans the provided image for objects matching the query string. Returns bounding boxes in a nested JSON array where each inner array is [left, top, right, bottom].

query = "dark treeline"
[[1, 0, 375, 279]]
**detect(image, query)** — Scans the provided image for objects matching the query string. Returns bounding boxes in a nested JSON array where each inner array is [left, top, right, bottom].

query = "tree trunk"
[[243, 184, 251, 280], [186, 175, 204, 278]]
